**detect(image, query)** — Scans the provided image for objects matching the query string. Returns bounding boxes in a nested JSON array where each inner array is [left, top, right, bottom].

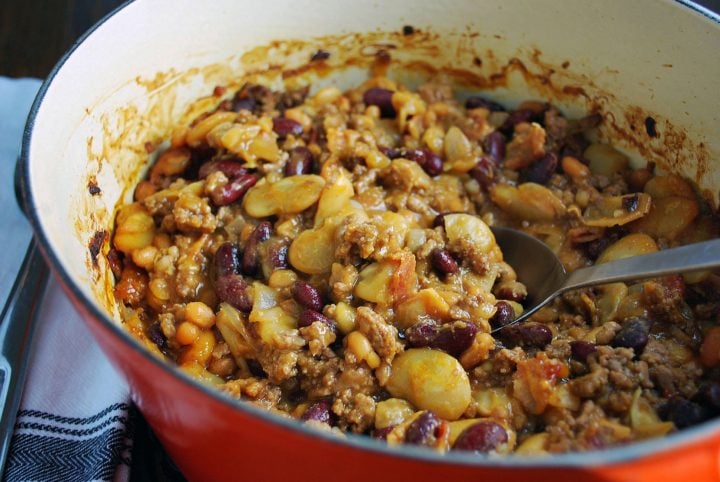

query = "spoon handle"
[[560, 238, 720, 292]]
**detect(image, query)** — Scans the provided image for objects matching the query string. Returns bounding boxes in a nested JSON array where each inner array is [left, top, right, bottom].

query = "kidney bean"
[[469, 157, 497, 190], [570, 340, 597, 362], [406, 320, 477, 357], [583, 227, 627, 261], [432, 213, 447, 228], [199, 158, 248, 180], [285, 146, 314, 176], [215, 242, 241, 277], [622, 193, 639, 212], [215, 274, 253, 312], [483, 131, 506, 162], [363, 87, 396, 118], [405, 148, 443, 177], [379, 146, 403, 159], [232, 97, 256, 112], [493, 283, 527, 304], [577, 112, 603, 130], [301, 399, 333, 424], [106, 248, 124, 279], [501, 323, 553, 349], [658, 398, 711, 429], [294, 280, 324, 312], [560, 133, 591, 161], [431, 248, 459, 276], [242, 221, 272, 276], [405, 321, 437, 346], [465, 96, 506, 112], [453, 421, 508, 453], [273, 117, 304, 139], [519, 152, 558, 185], [373, 425, 395, 440], [500, 108, 536, 134], [694, 381, 720, 412], [268, 241, 289, 270], [310, 49, 330, 61], [233, 83, 273, 114], [611, 317, 651, 354], [298, 309, 335, 330], [489, 301, 515, 330], [405, 411, 441, 445], [147, 323, 167, 350], [211, 174, 258, 206], [247, 359, 267, 378]]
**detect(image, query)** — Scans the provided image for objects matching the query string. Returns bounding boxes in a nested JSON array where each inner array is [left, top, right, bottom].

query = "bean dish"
[[110, 76, 720, 455]]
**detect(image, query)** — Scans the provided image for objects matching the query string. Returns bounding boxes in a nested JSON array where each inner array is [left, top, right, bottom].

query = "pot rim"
[[20, 0, 720, 468]]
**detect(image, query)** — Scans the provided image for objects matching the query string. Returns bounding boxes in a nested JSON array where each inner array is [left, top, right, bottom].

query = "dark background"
[[1, 0, 719, 78]]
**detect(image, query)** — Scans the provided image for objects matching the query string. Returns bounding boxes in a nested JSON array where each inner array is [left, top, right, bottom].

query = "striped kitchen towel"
[[2, 279, 134, 482], [1, 77, 135, 482]]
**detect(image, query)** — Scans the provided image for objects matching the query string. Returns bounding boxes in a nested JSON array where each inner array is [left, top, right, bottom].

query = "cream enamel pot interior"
[[22, 0, 720, 480]]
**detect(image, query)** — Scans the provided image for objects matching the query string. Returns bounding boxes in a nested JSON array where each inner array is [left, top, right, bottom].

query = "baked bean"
[[215, 242, 241, 277], [570, 340, 597, 362], [215, 275, 252, 312], [405, 320, 477, 357], [465, 96, 505, 112], [242, 222, 272, 276], [612, 317, 651, 353], [500, 323, 553, 349], [405, 148, 443, 176], [273, 117, 304, 139], [298, 309, 334, 330], [210, 174, 258, 206], [363, 87, 396, 118], [301, 399, 333, 424], [431, 248, 459, 275], [405, 411, 442, 445], [294, 280, 324, 311], [453, 421, 508, 453], [285, 146, 314, 176], [489, 301, 515, 330]]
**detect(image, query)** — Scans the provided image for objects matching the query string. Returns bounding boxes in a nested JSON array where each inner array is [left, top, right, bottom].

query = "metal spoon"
[[490, 226, 720, 331]]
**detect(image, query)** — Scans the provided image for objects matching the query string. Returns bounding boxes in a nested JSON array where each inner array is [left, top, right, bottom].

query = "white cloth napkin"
[[1, 77, 133, 482]]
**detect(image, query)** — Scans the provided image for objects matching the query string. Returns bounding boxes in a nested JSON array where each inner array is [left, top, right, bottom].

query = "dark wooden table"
[[2, 0, 720, 78], [1, 1, 718, 480]]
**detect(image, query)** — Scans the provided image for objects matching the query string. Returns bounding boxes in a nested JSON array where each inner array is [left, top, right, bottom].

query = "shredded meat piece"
[[642, 338, 702, 398], [543, 106, 569, 154], [337, 214, 406, 261], [355, 307, 402, 363], [297, 354, 340, 398], [173, 192, 217, 233], [544, 401, 628, 452], [223, 378, 283, 411], [299, 321, 337, 357], [328, 263, 358, 302], [332, 390, 376, 433], [255, 349, 299, 384]]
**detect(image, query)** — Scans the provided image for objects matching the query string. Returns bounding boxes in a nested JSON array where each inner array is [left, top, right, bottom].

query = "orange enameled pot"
[[22, 0, 720, 480]]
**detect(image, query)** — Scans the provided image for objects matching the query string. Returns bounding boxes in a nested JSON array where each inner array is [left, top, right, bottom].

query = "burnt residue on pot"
[[73, 27, 714, 315], [88, 229, 107, 269], [87, 177, 101, 195]]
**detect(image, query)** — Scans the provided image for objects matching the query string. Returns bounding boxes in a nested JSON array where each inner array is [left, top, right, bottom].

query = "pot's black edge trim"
[[21, 0, 720, 472], [675, 0, 720, 22]]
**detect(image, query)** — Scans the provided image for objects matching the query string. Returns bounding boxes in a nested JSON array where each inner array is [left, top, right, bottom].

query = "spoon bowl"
[[491, 226, 720, 331]]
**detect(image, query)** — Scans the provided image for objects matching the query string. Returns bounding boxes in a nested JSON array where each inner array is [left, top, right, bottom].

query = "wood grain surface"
[[1, 0, 719, 78]]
